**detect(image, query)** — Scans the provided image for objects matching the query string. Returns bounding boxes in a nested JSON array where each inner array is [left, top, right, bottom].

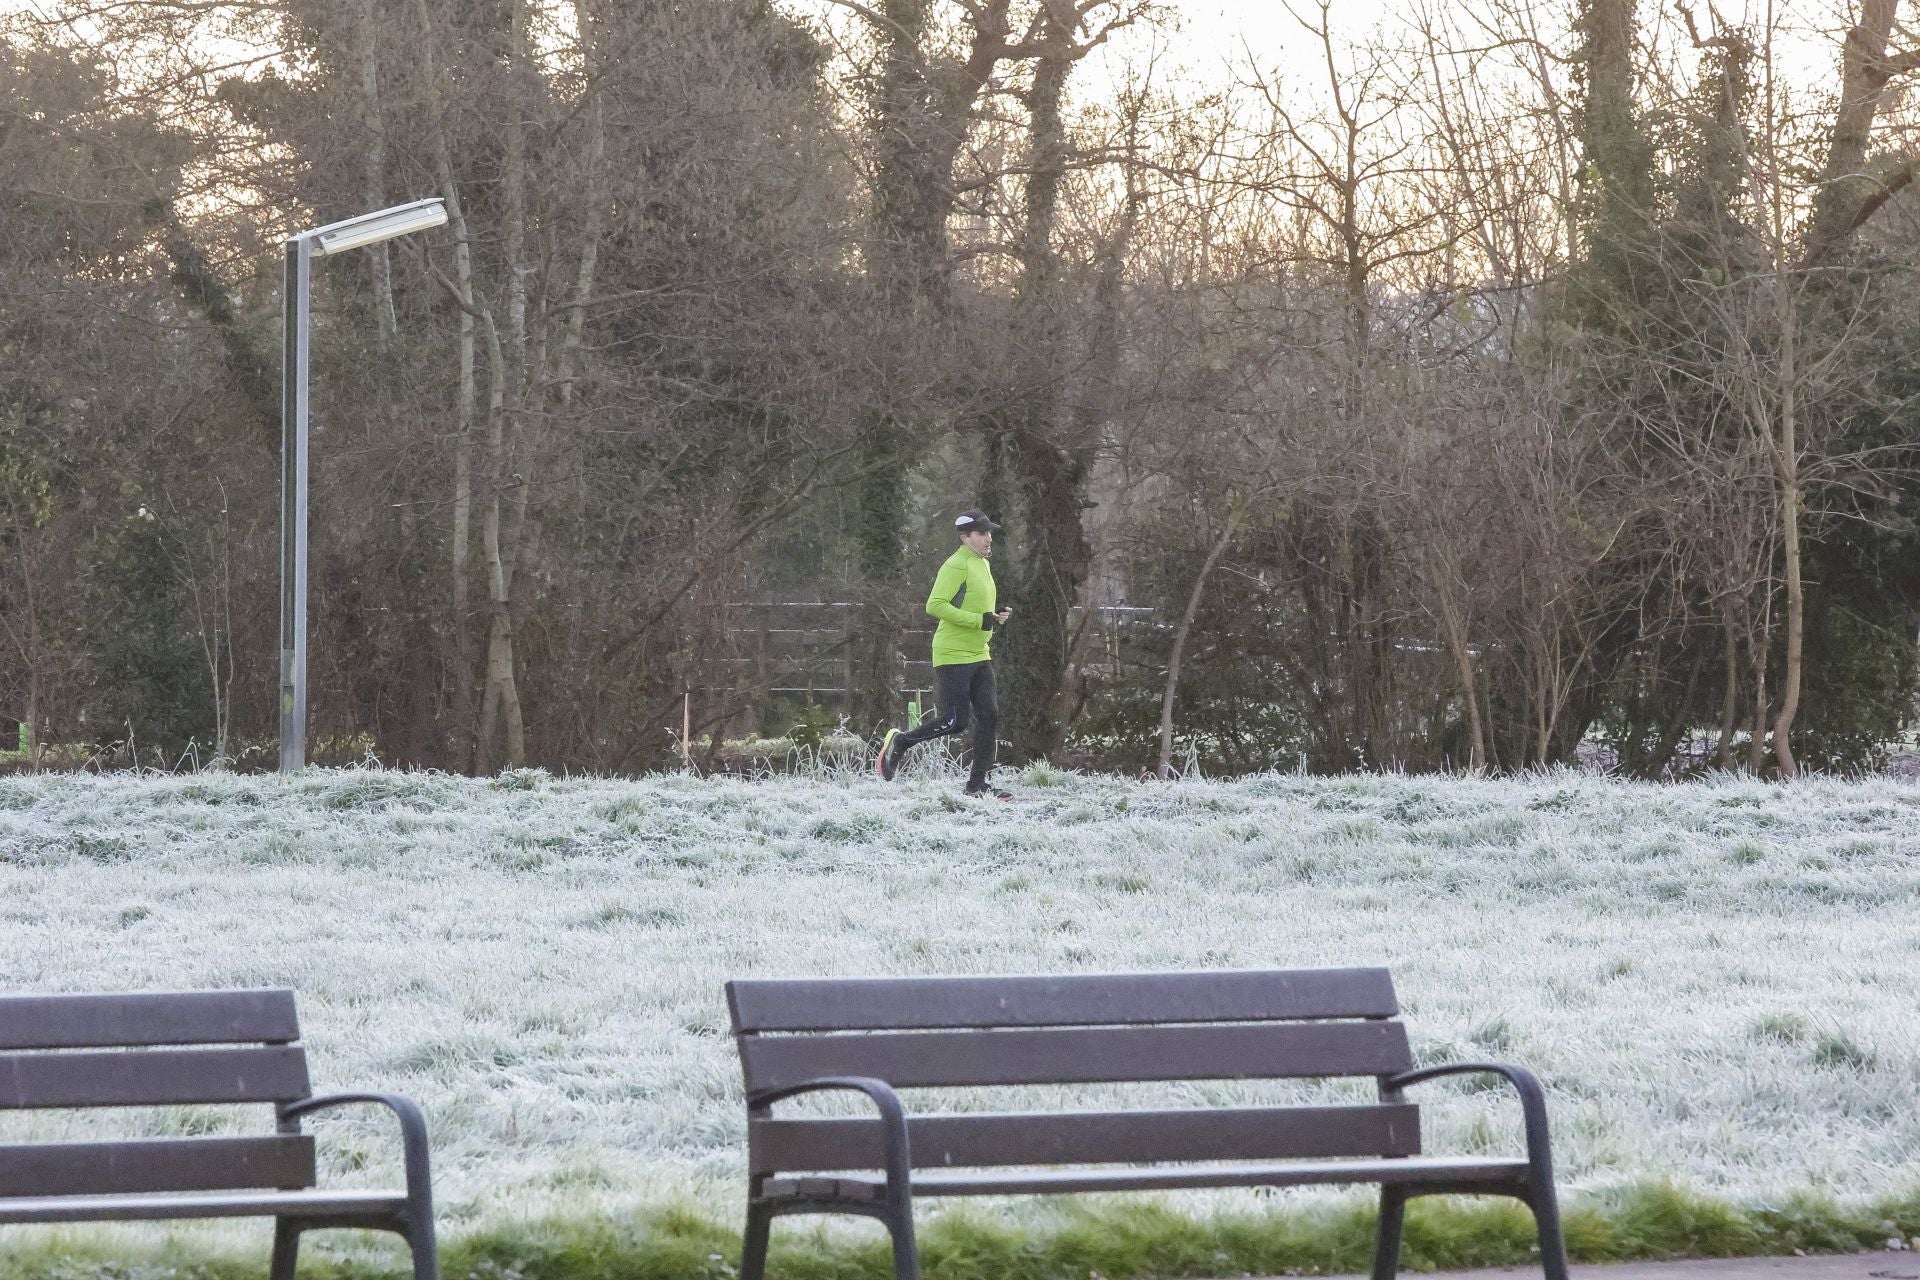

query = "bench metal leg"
[[1371, 1187, 1408, 1280], [1525, 1182, 1570, 1280], [269, 1217, 435, 1280], [883, 1203, 920, 1280], [269, 1220, 302, 1280], [739, 1201, 910, 1280], [740, 1202, 773, 1280], [401, 1213, 441, 1280]]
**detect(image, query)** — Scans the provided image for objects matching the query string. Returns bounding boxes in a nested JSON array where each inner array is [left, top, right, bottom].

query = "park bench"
[[728, 966, 1567, 1280], [0, 987, 438, 1280]]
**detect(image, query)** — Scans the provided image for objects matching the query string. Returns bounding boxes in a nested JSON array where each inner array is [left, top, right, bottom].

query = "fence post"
[[757, 622, 770, 705], [843, 618, 856, 722]]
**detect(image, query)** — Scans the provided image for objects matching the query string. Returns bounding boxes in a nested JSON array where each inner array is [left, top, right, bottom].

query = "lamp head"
[[300, 198, 448, 256]]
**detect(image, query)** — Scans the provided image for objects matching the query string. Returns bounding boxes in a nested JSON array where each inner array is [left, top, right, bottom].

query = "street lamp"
[[280, 197, 448, 772]]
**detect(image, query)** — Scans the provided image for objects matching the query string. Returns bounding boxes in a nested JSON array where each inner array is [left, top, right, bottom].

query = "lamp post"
[[280, 197, 448, 772]]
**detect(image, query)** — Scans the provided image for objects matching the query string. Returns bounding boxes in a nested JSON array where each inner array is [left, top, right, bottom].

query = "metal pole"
[[279, 238, 311, 772]]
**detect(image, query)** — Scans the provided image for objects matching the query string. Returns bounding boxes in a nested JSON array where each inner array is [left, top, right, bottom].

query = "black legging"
[[893, 661, 997, 787]]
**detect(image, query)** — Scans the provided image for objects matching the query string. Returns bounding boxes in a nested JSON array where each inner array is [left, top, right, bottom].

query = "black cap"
[[955, 508, 1003, 534]]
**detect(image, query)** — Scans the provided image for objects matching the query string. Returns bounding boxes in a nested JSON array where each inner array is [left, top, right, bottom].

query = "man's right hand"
[[993, 609, 1012, 625]]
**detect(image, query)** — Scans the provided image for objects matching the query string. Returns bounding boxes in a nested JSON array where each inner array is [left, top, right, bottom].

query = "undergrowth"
[[8, 1183, 1920, 1280]]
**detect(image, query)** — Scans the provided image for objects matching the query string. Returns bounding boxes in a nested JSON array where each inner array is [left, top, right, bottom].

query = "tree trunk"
[[477, 0, 534, 770], [1324, 82, 1394, 770], [1803, 0, 1904, 269], [1430, 554, 1485, 771], [473, 311, 513, 771], [480, 609, 525, 768], [1714, 599, 1740, 768], [1769, 58, 1804, 777], [557, 0, 606, 412], [1773, 490, 1803, 777], [1349, 519, 1395, 769], [1772, 330, 1802, 777], [993, 12, 1084, 763], [1291, 519, 1358, 770], [996, 434, 1088, 760], [1577, 0, 1654, 313], [356, 0, 396, 342], [1748, 632, 1768, 774], [413, 0, 479, 767], [851, 444, 908, 733], [1041, 163, 1145, 749], [1158, 510, 1241, 779], [848, 1, 938, 734]]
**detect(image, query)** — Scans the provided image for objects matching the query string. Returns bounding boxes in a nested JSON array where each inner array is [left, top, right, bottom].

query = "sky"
[[775, 0, 1846, 118], [779, 0, 1421, 105], [1080, 0, 1402, 107], [4, 0, 1849, 111]]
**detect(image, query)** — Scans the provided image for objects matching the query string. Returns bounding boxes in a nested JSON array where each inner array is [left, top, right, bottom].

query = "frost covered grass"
[[2, 765, 1919, 1277]]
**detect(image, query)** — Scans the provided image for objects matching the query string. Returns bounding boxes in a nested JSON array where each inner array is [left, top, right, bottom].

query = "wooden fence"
[[689, 601, 1159, 739]]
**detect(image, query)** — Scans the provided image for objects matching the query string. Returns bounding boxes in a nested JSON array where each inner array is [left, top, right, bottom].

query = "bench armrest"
[[1382, 1062, 1556, 1183], [748, 1076, 913, 1209], [279, 1092, 435, 1221]]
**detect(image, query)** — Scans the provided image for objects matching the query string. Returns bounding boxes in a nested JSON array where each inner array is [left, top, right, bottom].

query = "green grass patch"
[[8, 1183, 1920, 1280], [1811, 1032, 1877, 1072]]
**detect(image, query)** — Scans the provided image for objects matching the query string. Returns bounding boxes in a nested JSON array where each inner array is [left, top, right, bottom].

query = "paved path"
[[1264, 1255, 1920, 1280]]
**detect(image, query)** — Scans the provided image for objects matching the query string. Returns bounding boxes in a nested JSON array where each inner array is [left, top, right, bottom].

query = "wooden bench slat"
[[0, 1136, 318, 1197], [0, 990, 299, 1050], [740, 1021, 1412, 1091], [0, 1047, 312, 1109], [729, 968, 1398, 1032], [760, 1156, 1530, 1200], [0, 1189, 407, 1226], [750, 1103, 1421, 1173]]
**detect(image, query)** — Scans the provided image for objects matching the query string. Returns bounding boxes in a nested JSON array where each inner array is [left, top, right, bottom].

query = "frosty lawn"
[[1, 766, 1917, 1274]]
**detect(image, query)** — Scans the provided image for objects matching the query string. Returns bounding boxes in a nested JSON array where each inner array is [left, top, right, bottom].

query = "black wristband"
[[981, 613, 996, 631]]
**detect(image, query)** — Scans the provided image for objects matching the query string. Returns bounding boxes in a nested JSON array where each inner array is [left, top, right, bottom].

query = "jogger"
[[888, 661, 998, 791], [876, 508, 1013, 799]]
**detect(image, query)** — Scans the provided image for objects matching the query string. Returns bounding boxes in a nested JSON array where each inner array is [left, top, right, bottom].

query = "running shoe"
[[876, 728, 902, 781]]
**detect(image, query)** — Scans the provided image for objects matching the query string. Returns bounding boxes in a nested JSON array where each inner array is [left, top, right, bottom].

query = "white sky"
[[770, 0, 1851, 154], [777, 0, 1421, 105], [3, 0, 1853, 112], [1095, 0, 1394, 69], [1104, 0, 1845, 97], [1074, 0, 1394, 111]]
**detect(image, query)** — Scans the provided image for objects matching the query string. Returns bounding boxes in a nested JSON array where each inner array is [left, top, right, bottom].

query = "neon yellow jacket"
[[925, 545, 998, 666]]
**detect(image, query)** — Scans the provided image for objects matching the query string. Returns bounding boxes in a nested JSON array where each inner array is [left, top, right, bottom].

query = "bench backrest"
[[0, 988, 318, 1198], [728, 967, 1421, 1174]]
